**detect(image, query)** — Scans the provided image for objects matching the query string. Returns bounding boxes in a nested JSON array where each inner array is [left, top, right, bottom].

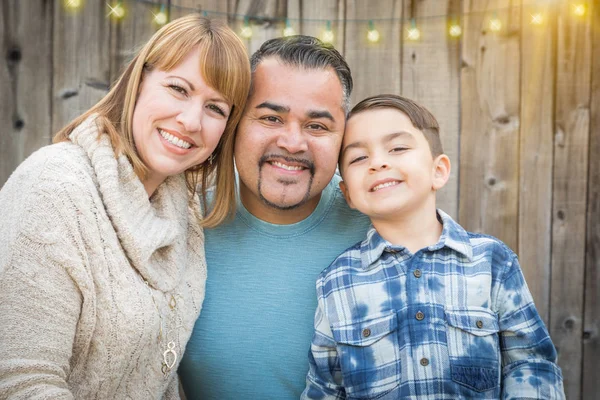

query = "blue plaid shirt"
[[302, 210, 564, 400]]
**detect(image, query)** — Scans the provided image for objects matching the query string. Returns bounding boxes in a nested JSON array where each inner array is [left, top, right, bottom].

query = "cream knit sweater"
[[0, 117, 206, 399]]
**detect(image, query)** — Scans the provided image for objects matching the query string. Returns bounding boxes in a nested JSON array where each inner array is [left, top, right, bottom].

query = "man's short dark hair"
[[249, 35, 353, 113], [348, 94, 444, 157]]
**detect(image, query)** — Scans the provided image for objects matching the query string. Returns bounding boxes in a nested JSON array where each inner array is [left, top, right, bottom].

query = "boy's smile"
[[339, 108, 449, 224]]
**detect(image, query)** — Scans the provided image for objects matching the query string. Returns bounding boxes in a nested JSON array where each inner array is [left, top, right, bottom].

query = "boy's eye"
[[349, 155, 367, 164], [391, 147, 408, 153]]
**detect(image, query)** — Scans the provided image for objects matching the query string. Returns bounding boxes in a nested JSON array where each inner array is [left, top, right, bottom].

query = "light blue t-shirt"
[[179, 175, 371, 399]]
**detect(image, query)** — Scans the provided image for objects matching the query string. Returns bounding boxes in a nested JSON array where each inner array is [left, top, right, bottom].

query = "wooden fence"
[[1, 0, 598, 398]]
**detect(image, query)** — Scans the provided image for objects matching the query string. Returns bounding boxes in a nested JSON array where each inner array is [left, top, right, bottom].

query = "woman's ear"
[[432, 154, 451, 191]]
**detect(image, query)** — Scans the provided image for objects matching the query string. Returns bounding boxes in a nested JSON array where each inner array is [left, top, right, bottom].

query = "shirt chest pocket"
[[445, 307, 500, 392], [331, 312, 401, 400]]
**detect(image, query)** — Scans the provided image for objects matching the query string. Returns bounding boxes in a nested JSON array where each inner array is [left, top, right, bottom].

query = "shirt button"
[[420, 357, 429, 366], [476, 320, 484, 329], [413, 269, 422, 278], [415, 311, 425, 321], [362, 328, 371, 338]]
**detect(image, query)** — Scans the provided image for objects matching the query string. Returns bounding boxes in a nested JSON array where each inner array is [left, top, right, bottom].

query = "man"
[[179, 35, 371, 399]]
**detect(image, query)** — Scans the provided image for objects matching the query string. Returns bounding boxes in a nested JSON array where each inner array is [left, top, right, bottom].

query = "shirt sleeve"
[[301, 277, 346, 400], [495, 254, 565, 400], [0, 192, 83, 399]]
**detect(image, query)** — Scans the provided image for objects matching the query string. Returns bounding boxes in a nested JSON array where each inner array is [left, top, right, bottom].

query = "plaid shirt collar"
[[360, 209, 473, 269]]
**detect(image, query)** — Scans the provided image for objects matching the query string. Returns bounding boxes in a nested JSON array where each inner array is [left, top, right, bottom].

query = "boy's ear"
[[431, 154, 451, 191], [339, 180, 356, 209]]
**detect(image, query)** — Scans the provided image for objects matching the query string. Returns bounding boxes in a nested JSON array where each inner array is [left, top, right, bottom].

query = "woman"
[[0, 15, 250, 399]]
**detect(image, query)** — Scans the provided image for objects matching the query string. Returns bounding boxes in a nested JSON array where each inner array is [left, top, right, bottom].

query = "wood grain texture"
[[109, 0, 163, 84], [518, 3, 555, 325], [343, 0, 403, 104], [459, 0, 520, 251], [550, 2, 592, 398], [52, 0, 111, 132], [0, 0, 53, 187], [286, 0, 344, 51], [401, 0, 461, 218], [583, 2, 600, 398]]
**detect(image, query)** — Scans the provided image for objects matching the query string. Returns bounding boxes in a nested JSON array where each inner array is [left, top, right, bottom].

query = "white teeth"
[[158, 128, 192, 149], [272, 161, 304, 171], [372, 181, 400, 191]]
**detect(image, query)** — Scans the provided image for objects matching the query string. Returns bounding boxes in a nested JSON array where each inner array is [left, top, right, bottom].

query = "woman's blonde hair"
[[54, 15, 251, 228]]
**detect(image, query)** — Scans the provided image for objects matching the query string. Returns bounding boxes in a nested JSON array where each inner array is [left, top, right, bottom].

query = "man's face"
[[234, 58, 346, 223]]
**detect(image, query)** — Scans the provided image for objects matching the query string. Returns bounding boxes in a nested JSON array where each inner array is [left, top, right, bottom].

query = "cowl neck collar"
[[69, 115, 204, 292]]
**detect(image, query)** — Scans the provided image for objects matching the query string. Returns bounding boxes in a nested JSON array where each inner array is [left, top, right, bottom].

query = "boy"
[[301, 95, 565, 399]]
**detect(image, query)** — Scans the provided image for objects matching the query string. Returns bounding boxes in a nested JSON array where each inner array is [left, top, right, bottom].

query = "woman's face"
[[132, 46, 231, 195]]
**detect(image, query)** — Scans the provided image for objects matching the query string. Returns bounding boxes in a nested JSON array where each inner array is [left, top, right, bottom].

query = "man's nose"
[[176, 106, 202, 133], [276, 124, 308, 153]]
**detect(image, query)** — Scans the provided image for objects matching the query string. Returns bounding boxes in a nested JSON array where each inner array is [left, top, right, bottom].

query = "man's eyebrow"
[[307, 110, 335, 122], [255, 102, 290, 113]]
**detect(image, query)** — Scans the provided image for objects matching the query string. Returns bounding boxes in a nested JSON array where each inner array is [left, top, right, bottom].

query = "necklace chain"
[[145, 281, 182, 378]]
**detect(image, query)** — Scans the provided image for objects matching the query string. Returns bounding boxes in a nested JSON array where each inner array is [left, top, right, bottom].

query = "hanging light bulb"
[[153, 5, 168, 26], [367, 20, 380, 43], [64, 0, 82, 10], [240, 17, 253, 39], [283, 19, 295, 37], [321, 21, 334, 43], [530, 12, 544, 25], [406, 19, 420, 41], [107, 1, 125, 20], [572, 3, 586, 17], [489, 12, 502, 32], [449, 21, 462, 38]]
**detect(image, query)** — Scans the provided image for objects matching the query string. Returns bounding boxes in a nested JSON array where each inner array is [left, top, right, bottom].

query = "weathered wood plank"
[[109, 0, 163, 84], [459, 0, 520, 251], [286, 0, 344, 51], [0, 0, 53, 187], [550, 1, 592, 398], [401, 0, 460, 218], [233, 0, 288, 56], [582, 1, 599, 399], [343, 0, 403, 104], [518, 3, 555, 325], [52, 0, 111, 132]]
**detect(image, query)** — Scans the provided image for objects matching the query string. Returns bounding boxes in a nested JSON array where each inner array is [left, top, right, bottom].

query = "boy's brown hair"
[[347, 94, 444, 157]]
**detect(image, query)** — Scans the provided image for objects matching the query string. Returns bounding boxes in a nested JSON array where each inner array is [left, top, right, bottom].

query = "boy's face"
[[339, 108, 449, 221]]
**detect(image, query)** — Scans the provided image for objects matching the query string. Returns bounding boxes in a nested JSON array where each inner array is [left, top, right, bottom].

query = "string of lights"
[[63, 0, 590, 43]]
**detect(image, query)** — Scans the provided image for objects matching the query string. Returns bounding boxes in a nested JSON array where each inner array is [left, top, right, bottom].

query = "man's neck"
[[371, 201, 442, 254], [239, 185, 322, 225]]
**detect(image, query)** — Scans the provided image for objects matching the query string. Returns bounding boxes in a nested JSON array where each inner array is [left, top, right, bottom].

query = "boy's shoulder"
[[318, 238, 365, 282]]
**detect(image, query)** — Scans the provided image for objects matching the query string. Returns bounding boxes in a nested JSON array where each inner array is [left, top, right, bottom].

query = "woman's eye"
[[209, 104, 227, 117], [169, 84, 188, 96]]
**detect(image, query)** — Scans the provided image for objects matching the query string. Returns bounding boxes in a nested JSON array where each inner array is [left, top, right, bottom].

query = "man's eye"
[[262, 116, 281, 123], [307, 123, 327, 131]]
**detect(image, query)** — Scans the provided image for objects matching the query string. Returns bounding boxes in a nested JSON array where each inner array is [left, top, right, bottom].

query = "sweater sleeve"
[[0, 179, 86, 399]]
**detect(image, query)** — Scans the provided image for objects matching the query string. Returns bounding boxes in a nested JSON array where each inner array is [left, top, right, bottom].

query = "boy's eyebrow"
[[340, 131, 415, 161], [256, 102, 290, 113]]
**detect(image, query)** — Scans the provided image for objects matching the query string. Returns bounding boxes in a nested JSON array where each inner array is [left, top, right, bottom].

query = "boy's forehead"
[[344, 108, 420, 144]]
